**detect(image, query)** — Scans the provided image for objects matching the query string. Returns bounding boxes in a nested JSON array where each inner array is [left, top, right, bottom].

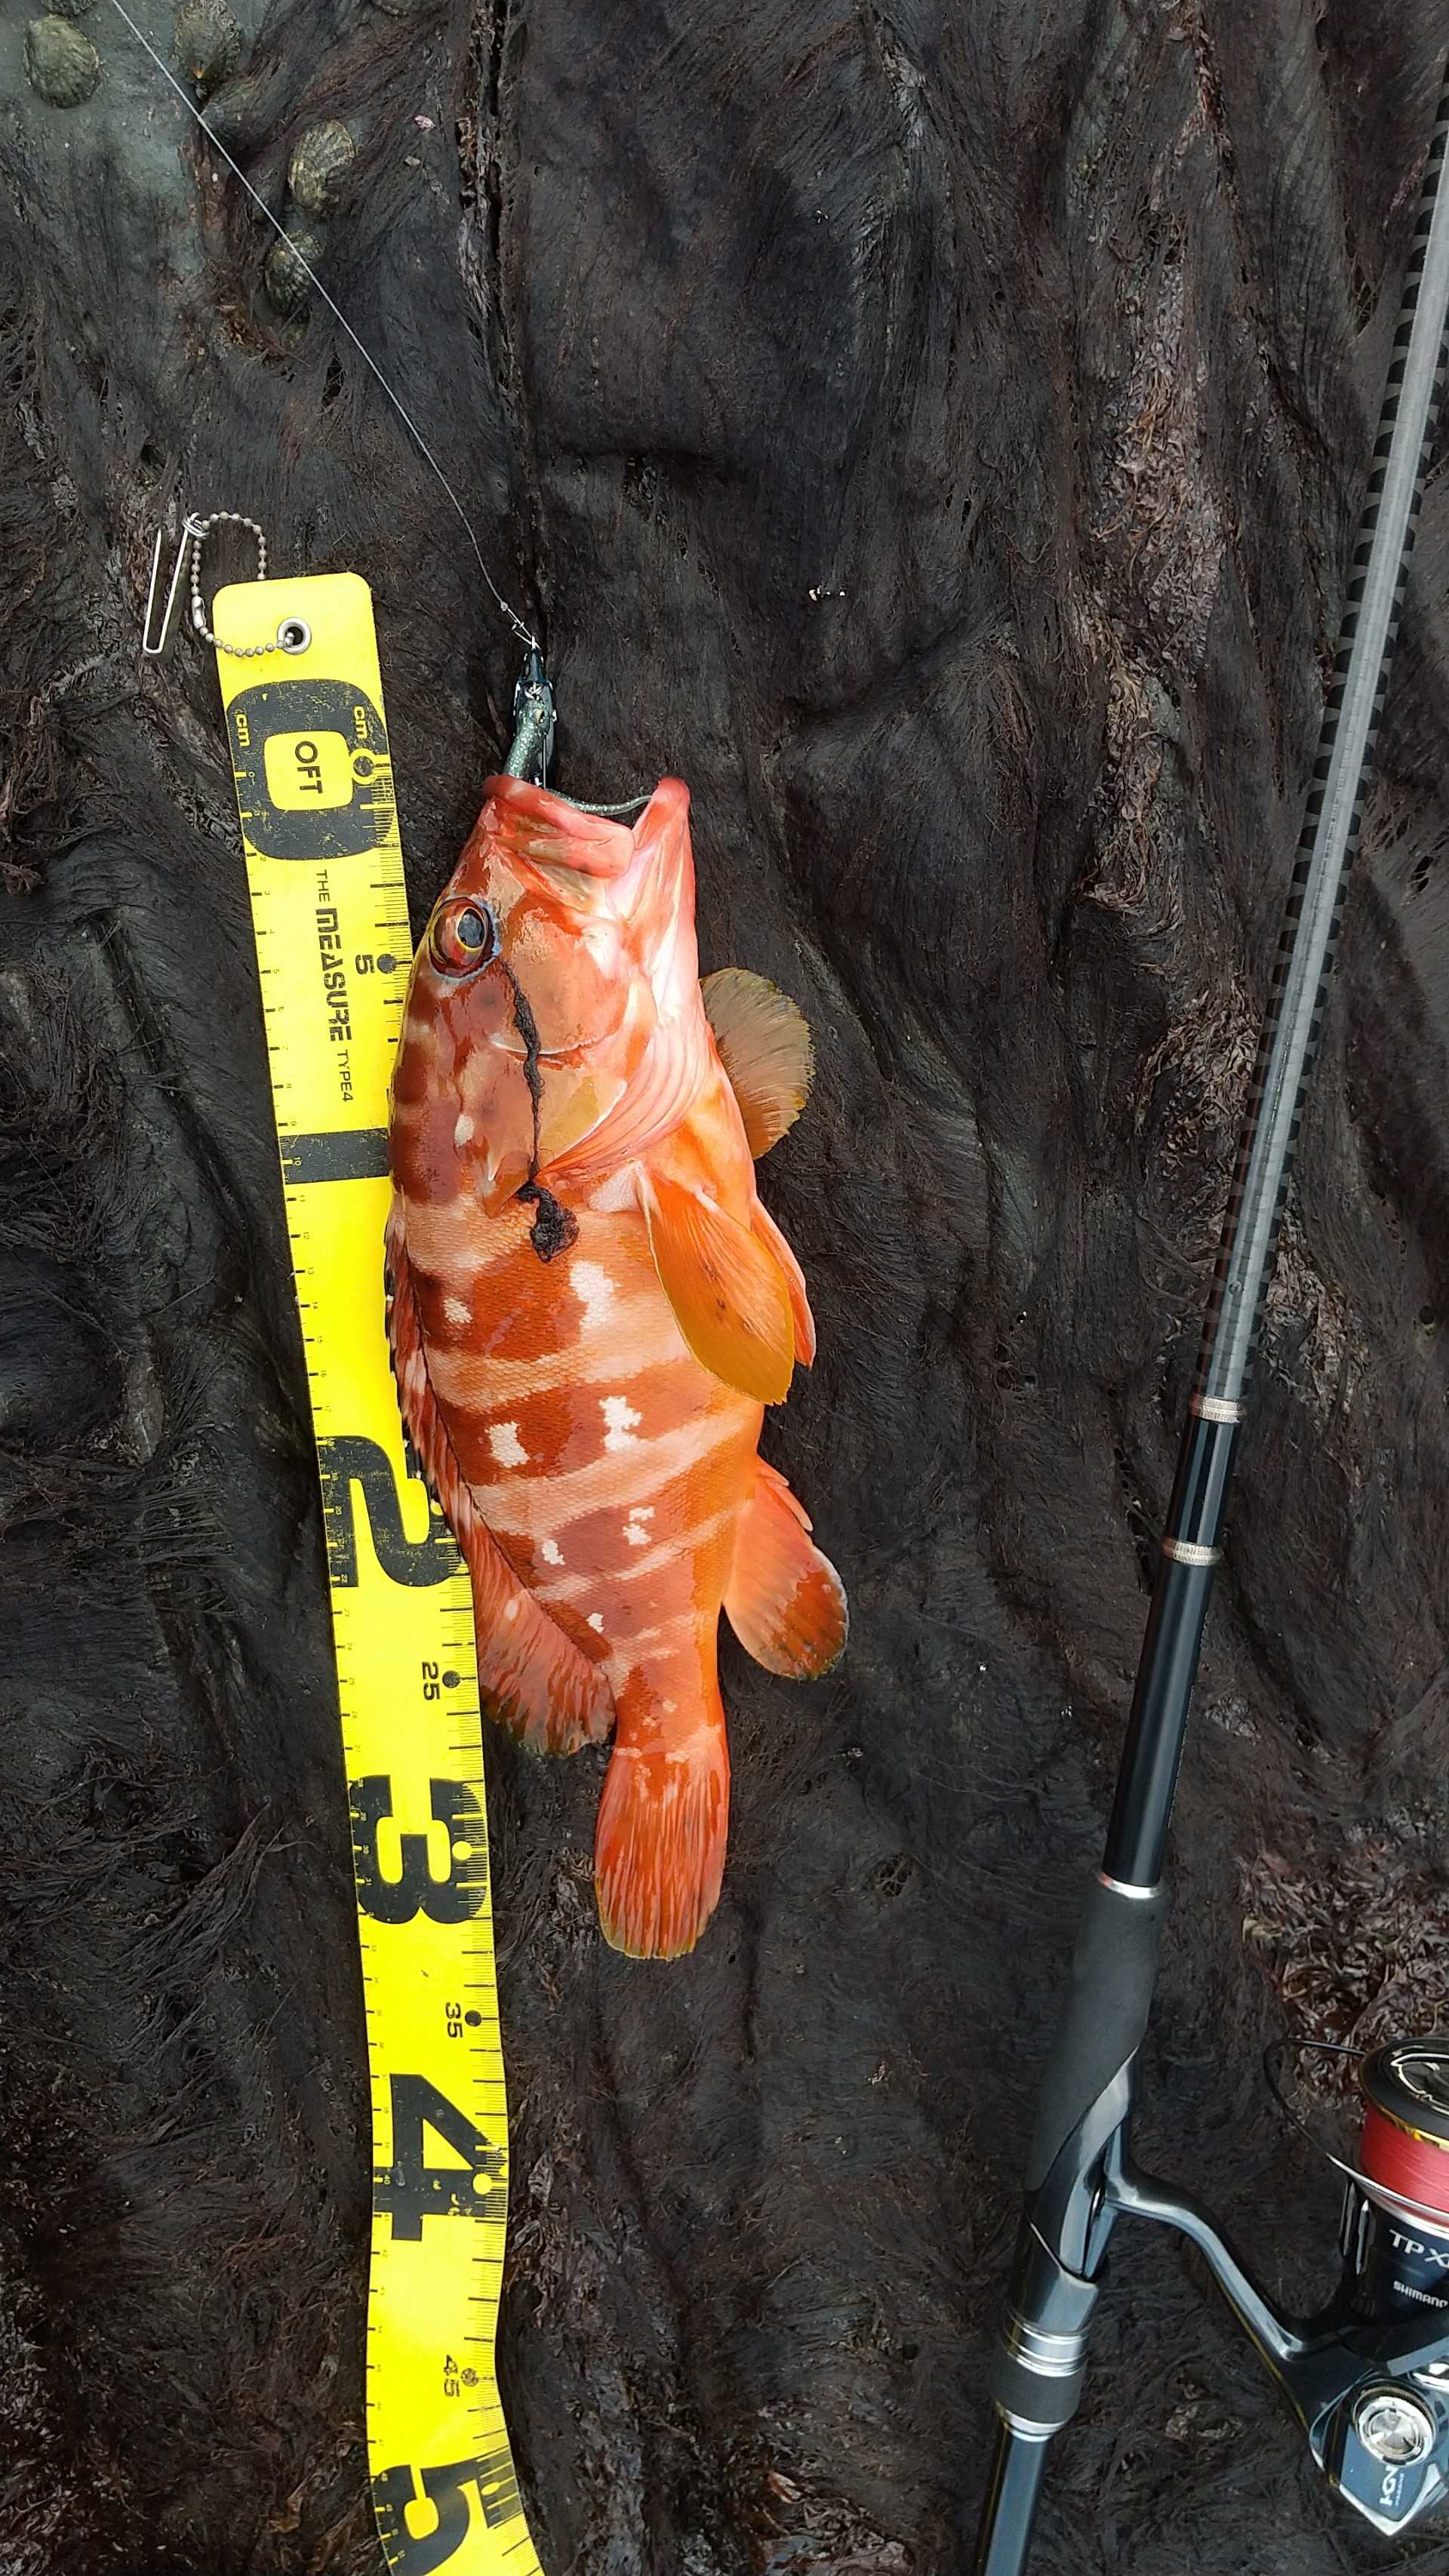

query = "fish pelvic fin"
[[749, 1196, 817, 1367], [385, 1199, 615, 1755], [640, 1165, 795, 1403], [724, 1456, 848, 1679], [594, 1692, 730, 1962]]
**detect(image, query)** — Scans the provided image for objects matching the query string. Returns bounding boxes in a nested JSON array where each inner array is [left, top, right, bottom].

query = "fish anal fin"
[[640, 1168, 795, 1404], [701, 968, 814, 1156], [749, 1197, 817, 1368], [385, 1200, 614, 1754], [724, 1455, 848, 1679]]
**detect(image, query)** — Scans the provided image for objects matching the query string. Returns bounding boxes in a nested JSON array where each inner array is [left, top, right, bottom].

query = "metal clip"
[[141, 511, 274, 659], [141, 512, 205, 657]]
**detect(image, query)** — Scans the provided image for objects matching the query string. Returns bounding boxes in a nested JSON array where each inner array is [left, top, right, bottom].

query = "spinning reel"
[[975, 1867, 1449, 2575], [1121, 2039, 1449, 2538]]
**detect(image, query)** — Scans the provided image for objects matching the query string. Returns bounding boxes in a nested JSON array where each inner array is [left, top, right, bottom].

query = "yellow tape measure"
[[213, 570, 542, 2576]]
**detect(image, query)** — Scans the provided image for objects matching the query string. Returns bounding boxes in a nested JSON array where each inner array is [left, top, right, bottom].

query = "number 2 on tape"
[[214, 568, 543, 2576]]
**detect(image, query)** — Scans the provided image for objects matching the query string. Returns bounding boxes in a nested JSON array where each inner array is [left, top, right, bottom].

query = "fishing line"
[[103, 0, 541, 657]]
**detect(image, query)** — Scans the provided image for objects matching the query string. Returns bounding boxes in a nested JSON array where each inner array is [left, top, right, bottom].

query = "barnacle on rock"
[[263, 227, 324, 321], [288, 120, 356, 216], [172, 0, 241, 92], [197, 69, 267, 152], [24, 16, 100, 103]]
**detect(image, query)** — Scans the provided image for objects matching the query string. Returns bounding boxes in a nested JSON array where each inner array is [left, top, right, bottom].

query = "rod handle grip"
[[1026, 1873, 1165, 2190]]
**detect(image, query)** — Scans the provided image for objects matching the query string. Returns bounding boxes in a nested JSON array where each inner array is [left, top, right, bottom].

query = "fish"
[[385, 771, 846, 1959]]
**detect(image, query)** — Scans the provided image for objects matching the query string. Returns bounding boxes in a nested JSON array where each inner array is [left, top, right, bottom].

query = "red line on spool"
[[1362, 2102, 1449, 2226]]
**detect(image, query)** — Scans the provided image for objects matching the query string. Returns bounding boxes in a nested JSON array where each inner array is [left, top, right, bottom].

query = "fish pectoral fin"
[[700, 967, 814, 1156], [640, 1168, 795, 1404], [724, 1455, 848, 1679], [385, 1199, 614, 1755], [749, 1197, 817, 1368]]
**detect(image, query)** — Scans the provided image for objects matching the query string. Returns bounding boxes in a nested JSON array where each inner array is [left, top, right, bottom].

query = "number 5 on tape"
[[213, 568, 543, 2576]]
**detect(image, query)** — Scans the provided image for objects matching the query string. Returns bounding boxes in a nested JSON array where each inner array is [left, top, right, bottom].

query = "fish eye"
[[429, 898, 500, 977]]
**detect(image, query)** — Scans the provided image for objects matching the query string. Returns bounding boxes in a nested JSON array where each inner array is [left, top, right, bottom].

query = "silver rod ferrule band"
[[1098, 1870, 1161, 1900], [1190, 1393, 1245, 1423], [1162, 1537, 1220, 1567], [994, 2407, 1054, 2442], [1004, 2316, 1090, 2378]]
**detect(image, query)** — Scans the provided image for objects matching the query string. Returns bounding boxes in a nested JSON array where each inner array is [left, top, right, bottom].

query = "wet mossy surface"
[[2, 4, 1449, 2572]]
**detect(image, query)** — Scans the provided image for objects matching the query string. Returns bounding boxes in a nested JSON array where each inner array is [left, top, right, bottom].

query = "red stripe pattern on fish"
[[386, 774, 846, 1959]]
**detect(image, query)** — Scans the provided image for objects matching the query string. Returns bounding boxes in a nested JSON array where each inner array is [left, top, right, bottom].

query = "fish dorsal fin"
[[481, 777, 636, 879], [385, 1199, 615, 1754], [700, 968, 814, 1157], [724, 1456, 848, 1677], [640, 1168, 795, 1404]]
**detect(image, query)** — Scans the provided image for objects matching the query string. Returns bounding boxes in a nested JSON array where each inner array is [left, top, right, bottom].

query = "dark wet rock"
[[288, 117, 355, 215], [23, 14, 99, 103], [2, 6, 1449, 2576], [172, 0, 241, 93]]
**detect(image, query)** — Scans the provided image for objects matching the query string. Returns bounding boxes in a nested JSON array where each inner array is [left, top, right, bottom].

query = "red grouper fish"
[[386, 771, 847, 1960]]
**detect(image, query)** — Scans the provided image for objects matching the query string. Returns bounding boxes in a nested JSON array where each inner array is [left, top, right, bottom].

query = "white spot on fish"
[[601, 1394, 642, 1451], [589, 1164, 641, 1215], [444, 1295, 469, 1328], [454, 1113, 475, 1149], [540, 1537, 564, 1565], [488, 1421, 528, 1467], [571, 1261, 615, 1327], [587, 1611, 605, 1633], [623, 1503, 655, 1547], [504, 1599, 520, 1622]]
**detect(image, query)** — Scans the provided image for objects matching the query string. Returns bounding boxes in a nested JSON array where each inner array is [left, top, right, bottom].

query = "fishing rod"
[[973, 63, 1449, 2575]]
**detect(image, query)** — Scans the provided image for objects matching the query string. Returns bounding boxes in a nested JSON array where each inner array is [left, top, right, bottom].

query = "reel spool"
[[1351, 2042, 1449, 2322]]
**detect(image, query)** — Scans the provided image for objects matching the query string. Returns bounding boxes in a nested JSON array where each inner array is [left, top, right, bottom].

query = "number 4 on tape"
[[212, 566, 543, 2576]]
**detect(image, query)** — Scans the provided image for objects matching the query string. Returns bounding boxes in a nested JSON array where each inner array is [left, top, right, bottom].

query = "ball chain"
[[187, 510, 271, 657]]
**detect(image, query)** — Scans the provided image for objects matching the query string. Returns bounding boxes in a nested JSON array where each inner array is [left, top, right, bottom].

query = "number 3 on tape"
[[213, 569, 543, 2576]]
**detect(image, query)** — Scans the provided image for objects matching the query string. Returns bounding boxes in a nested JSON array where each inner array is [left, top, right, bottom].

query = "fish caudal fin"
[[724, 1457, 848, 1678], [594, 1705, 730, 1961], [385, 1201, 615, 1755]]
